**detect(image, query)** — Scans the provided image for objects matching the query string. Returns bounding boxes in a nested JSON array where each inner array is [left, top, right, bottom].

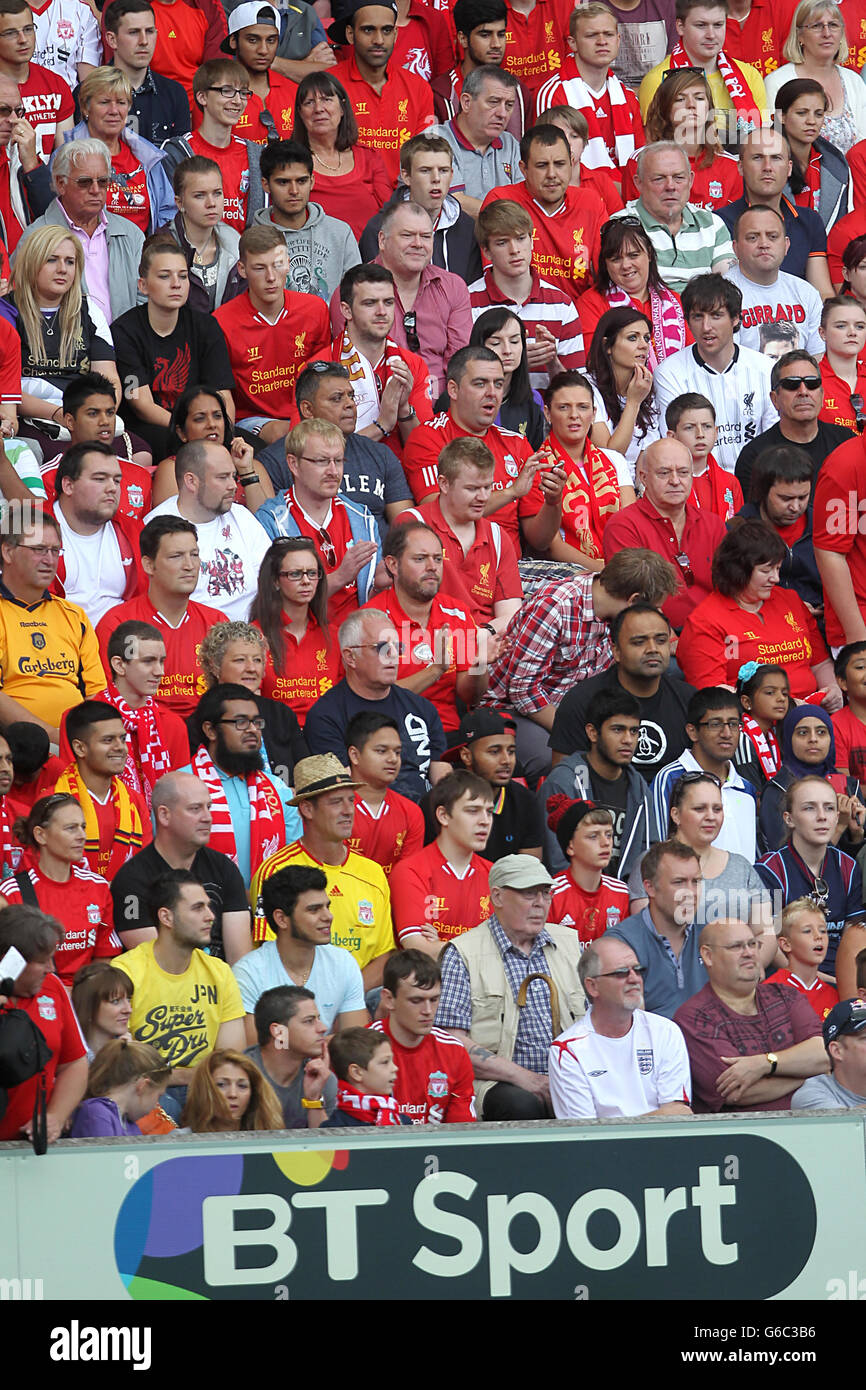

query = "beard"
[[214, 728, 264, 778]]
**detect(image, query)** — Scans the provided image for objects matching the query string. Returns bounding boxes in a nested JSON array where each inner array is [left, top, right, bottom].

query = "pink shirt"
[[59, 201, 111, 324]]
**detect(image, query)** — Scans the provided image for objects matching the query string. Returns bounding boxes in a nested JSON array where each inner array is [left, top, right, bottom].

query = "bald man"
[[602, 438, 725, 632], [674, 918, 828, 1113], [109, 770, 253, 964]]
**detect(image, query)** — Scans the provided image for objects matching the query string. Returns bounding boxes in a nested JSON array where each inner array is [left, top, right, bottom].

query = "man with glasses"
[[184, 681, 300, 888], [674, 916, 827, 1112], [0, 0, 74, 161], [304, 607, 450, 799], [0, 509, 104, 743], [549, 933, 693, 1118], [734, 350, 854, 501], [651, 687, 760, 858], [256, 417, 383, 627], [436, 853, 586, 1119], [602, 438, 724, 633]]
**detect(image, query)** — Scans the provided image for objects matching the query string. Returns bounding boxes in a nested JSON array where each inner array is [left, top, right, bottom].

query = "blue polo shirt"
[[718, 195, 826, 281], [604, 908, 708, 1019]]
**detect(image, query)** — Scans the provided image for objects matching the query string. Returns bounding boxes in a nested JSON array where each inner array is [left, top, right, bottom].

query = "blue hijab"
[[781, 705, 837, 779]]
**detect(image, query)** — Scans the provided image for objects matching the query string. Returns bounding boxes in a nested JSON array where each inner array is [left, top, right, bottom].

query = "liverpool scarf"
[[541, 433, 622, 558], [669, 43, 758, 132], [54, 762, 143, 878], [0, 798, 19, 874], [332, 328, 407, 432], [604, 283, 686, 369], [191, 744, 285, 877], [98, 684, 173, 811], [551, 63, 639, 169], [335, 1080, 403, 1125], [740, 712, 781, 779]]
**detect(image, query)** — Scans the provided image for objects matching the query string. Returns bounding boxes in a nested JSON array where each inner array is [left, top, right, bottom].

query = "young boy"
[[833, 642, 866, 784], [322, 1027, 411, 1127], [225, 2, 298, 144], [254, 139, 360, 302], [389, 768, 493, 957], [666, 393, 743, 522], [766, 898, 840, 1021], [545, 796, 628, 940], [39, 372, 153, 518], [345, 711, 424, 877]]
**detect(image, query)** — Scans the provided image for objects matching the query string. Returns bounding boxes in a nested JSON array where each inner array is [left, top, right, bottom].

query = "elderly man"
[[304, 607, 450, 798], [109, 769, 253, 964], [18, 137, 144, 321], [429, 64, 522, 219], [602, 439, 725, 631], [674, 917, 828, 1113], [718, 127, 833, 299], [255, 417, 382, 627], [792, 999, 866, 1111], [614, 141, 734, 296], [549, 934, 693, 1119], [734, 349, 854, 500], [435, 853, 585, 1120], [145, 439, 270, 623], [331, 201, 473, 400]]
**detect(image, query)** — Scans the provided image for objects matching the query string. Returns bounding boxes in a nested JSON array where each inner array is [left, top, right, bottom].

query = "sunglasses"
[[808, 877, 830, 908], [596, 964, 648, 979], [679, 769, 723, 787], [403, 310, 421, 354], [850, 392, 866, 434], [316, 526, 336, 568], [775, 375, 822, 391], [674, 551, 694, 587]]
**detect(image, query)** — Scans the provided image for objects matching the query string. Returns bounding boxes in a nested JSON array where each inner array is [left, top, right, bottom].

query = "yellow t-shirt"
[[639, 56, 768, 125], [0, 590, 105, 729], [250, 840, 393, 970], [115, 941, 245, 1070]]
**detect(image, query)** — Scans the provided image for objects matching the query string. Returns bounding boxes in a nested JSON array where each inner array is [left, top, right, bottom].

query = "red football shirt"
[[0, 974, 86, 1140], [765, 968, 840, 1021], [232, 71, 298, 144], [722, 0, 784, 76], [480, 181, 604, 306], [188, 131, 250, 232], [151, 0, 208, 105], [347, 789, 425, 877], [42, 457, 152, 523], [814, 435, 866, 647], [278, 490, 360, 629], [833, 705, 866, 781], [396, 498, 522, 626], [258, 612, 343, 727], [390, 840, 492, 945], [364, 588, 478, 732], [501, 0, 572, 94], [0, 864, 119, 989], [819, 358, 866, 433], [547, 870, 629, 940], [95, 592, 229, 717], [106, 138, 151, 233], [19, 61, 74, 160], [329, 54, 435, 184], [214, 289, 331, 420], [368, 1017, 476, 1123]]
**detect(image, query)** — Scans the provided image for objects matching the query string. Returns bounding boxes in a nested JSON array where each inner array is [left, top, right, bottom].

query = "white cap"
[[227, 2, 279, 36]]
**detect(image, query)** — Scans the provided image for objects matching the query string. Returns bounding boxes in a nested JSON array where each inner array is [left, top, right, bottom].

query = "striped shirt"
[[468, 267, 585, 386], [613, 199, 734, 295]]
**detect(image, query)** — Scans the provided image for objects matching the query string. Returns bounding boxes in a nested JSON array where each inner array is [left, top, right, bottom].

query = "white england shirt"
[[549, 1007, 692, 1119]]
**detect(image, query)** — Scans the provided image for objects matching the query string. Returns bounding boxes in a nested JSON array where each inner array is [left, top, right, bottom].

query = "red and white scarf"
[[604, 283, 686, 370], [741, 712, 781, 779], [669, 43, 758, 132], [335, 1080, 403, 1126], [551, 63, 639, 169], [191, 743, 285, 877], [333, 329, 406, 431], [98, 684, 173, 811]]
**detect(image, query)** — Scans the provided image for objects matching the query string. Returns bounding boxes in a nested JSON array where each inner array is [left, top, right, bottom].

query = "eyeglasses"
[[207, 85, 252, 99], [595, 964, 648, 979], [71, 175, 110, 189], [218, 715, 266, 731], [776, 375, 822, 391], [674, 552, 694, 587], [299, 455, 344, 468], [801, 18, 842, 31], [316, 526, 336, 568], [307, 360, 350, 377], [717, 939, 760, 953], [19, 544, 63, 558], [0, 102, 25, 118], [279, 567, 320, 581], [345, 640, 403, 657], [851, 392, 866, 434], [403, 310, 421, 354], [697, 718, 741, 732], [506, 886, 553, 901]]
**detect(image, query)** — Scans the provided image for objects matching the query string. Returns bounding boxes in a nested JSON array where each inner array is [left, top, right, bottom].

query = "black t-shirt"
[[109, 843, 250, 961], [735, 420, 854, 501], [587, 764, 631, 871], [550, 668, 696, 784], [112, 303, 234, 414], [304, 680, 446, 800], [3, 292, 114, 391], [419, 778, 546, 859]]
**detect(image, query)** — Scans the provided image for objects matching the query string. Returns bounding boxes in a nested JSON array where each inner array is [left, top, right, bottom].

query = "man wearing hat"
[[329, 0, 435, 185], [223, 3, 301, 142], [792, 1000, 866, 1110], [250, 752, 395, 988], [436, 852, 585, 1119], [420, 709, 545, 861]]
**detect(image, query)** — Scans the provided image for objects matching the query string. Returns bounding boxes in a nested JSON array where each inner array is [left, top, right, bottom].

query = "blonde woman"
[[65, 66, 175, 234], [0, 224, 120, 433], [765, 0, 866, 152]]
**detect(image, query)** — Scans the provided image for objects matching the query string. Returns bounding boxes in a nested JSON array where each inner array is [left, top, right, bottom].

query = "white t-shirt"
[[53, 502, 127, 626], [589, 378, 661, 476], [549, 1006, 692, 1119], [724, 263, 823, 358], [31, 0, 102, 90], [232, 941, 366, 1029], [652, 343, 778, 472], [145, 496, 271, 622]]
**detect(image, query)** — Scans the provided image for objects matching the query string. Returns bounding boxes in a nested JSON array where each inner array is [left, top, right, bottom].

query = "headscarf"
[[781, 705, 836, 779]]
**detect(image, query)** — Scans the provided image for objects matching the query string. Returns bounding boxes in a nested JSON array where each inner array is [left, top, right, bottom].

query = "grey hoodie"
[[536, 752, 653, 883], [251, 202, 360, 302]]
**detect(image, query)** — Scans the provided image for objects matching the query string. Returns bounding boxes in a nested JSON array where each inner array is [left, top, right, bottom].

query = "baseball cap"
[[823, 998, 866, 1049], [221, 2, 279, 51], [442, 709, 516, 762], [327, 0, 398, 45], [488, 854, 553, 893]]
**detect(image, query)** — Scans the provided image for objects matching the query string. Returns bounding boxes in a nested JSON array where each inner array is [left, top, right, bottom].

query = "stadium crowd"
[[4, 0, 866, 1141]]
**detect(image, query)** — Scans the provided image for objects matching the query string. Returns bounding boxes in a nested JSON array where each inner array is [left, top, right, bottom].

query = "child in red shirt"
[[766, 899, 839, 1022], [666, 394, 743, 522], [321, 1027, 412, 1127], [345, 710, 423, 877], [545, 794, 629, 940], [833, 642, 866, 783]]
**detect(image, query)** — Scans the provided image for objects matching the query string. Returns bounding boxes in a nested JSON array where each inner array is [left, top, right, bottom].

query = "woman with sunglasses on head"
[[765, 0, 866, 154], [467, 308, 546, 449], [757, 774, 865, 985], [759, 705, 865, 851], [622, 69, 742, 213], [585, 306, 660, 477], [291, 73, 392, 240], [575, 217, 690, 373], [250, 538, 343, 730], [150, 384, 274, 512], [774, 78, 849, 231]]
